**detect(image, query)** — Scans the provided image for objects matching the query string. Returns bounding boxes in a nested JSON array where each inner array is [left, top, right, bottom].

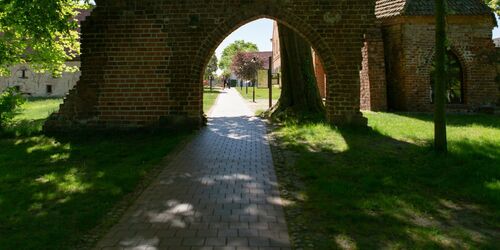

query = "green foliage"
[[219, 40, 258, 76], [0, 0, 92, 76], [204, 54, 218, 80], [274, 112, 500, 249], [230, 52, 264, 81], [0, 87, 25, 131], [485, 0, 500, 14]]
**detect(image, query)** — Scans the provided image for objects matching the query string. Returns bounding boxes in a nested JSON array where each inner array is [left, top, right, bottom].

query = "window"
[[18, 68, 28, 79], [430, 50, 464, 104], [46, 85, 53, 94]]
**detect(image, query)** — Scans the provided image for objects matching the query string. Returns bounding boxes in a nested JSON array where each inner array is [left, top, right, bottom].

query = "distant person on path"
[[223, 77, 227, 89]]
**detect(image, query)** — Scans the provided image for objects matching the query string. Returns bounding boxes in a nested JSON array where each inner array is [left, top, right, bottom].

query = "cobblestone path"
[[95, 89, 291, 250]]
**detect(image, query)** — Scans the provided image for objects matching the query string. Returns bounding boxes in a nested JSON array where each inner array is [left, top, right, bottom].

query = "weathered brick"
[[45, 0, 377, 131]]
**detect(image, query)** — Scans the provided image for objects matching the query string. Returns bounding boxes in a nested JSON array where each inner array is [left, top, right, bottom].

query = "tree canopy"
[[204, 54, 218, 80], [485, 0, 500, 14], [219, 40, 258, 77], [230, 52, 264, 81], [0, 0, 92, 76]]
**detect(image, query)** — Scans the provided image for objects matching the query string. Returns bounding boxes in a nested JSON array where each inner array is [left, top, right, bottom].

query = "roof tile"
[[375, 0, 493, 18]]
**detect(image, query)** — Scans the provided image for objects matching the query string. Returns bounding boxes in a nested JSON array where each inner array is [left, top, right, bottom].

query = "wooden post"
[[268, 56, 273, 108]]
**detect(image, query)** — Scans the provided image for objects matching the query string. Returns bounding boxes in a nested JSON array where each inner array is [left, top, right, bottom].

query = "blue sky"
[[216, 16, 500, 60], [494, 15, 500, 38], [215, 18, 274, 59]]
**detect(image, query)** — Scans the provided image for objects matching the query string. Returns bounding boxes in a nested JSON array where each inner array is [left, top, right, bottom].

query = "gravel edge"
[[266, 122, 316, 250]]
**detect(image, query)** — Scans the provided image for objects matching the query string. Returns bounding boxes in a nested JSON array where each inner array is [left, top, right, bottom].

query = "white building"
[[0, 62, 81, 97], [0, 8, 91, 97]]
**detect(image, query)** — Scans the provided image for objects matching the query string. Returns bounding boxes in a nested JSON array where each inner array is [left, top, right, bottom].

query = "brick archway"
[[196, 8, 335, 114], [45, 0, 376, 131]]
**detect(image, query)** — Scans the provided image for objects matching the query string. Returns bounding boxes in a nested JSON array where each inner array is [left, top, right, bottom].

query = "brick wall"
[[496, 48, 500, 106], [45, 0, 377, 131], [360, 25, 388, 111], [382, 15, 497, 112], [272, 21, 281, 74], [312, 50, 327, 99]]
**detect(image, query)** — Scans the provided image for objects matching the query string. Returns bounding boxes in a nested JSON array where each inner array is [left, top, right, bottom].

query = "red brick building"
[[46, 0, 377, 131], [45, 0, 498, 131], [273, 0, 498, 112], [375, 0, 498, 112]]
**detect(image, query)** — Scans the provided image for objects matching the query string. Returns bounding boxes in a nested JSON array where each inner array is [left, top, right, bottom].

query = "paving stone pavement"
[[95, 88, 291, 250]]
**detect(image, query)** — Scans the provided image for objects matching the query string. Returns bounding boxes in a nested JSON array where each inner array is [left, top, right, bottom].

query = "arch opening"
[[200, 16, 330, 117], [430, 50, 465, 104]]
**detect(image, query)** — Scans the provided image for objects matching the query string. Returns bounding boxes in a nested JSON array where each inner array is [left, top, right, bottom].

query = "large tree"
[[219, 40, 258, 77], [0, 0, 91, 76], [270, 23, 324, 118], [434, 0, 448, 153]]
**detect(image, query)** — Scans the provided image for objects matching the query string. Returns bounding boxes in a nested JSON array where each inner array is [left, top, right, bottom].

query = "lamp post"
[[251, 57, 256, 103], [209, 75, 213, 91], [244, 62, 248, 94], [268, 56, 273, 108]]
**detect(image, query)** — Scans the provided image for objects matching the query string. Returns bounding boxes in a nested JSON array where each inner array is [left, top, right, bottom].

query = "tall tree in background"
[[0, 0, 92, 76], [270, 23, 324, 118], [219, 40, 258, 77], [434, 0, 448, 153], [204, 54, 218, 80], [231, 52, 264, 81]]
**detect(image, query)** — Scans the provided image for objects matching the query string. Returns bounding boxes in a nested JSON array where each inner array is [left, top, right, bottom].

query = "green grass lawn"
[[2, 98, 63, 136], [0, 98, 190, 249], [203, 87, 221, 113], [236, 85, 281, 101], [273, 112, 500, 249], [14, 98, 63, 121]]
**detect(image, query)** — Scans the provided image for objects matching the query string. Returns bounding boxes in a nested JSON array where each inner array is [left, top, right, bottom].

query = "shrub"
[[0, 87, 25, 131]]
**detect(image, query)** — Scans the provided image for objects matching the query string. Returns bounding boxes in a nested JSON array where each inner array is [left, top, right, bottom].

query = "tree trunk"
[[270, 23, 324, 119], [434, 0, 448, 153]]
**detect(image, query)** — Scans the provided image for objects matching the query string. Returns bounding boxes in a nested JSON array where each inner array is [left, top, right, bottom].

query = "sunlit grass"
[[236, 85, 281, 101], [365, 112, 500, 149], [14, 98, 63, 121], [278, 121, 348, 153], [2, 98, 63, 137], [274, 112, 500, 249], [203, 87, 221, 114]]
